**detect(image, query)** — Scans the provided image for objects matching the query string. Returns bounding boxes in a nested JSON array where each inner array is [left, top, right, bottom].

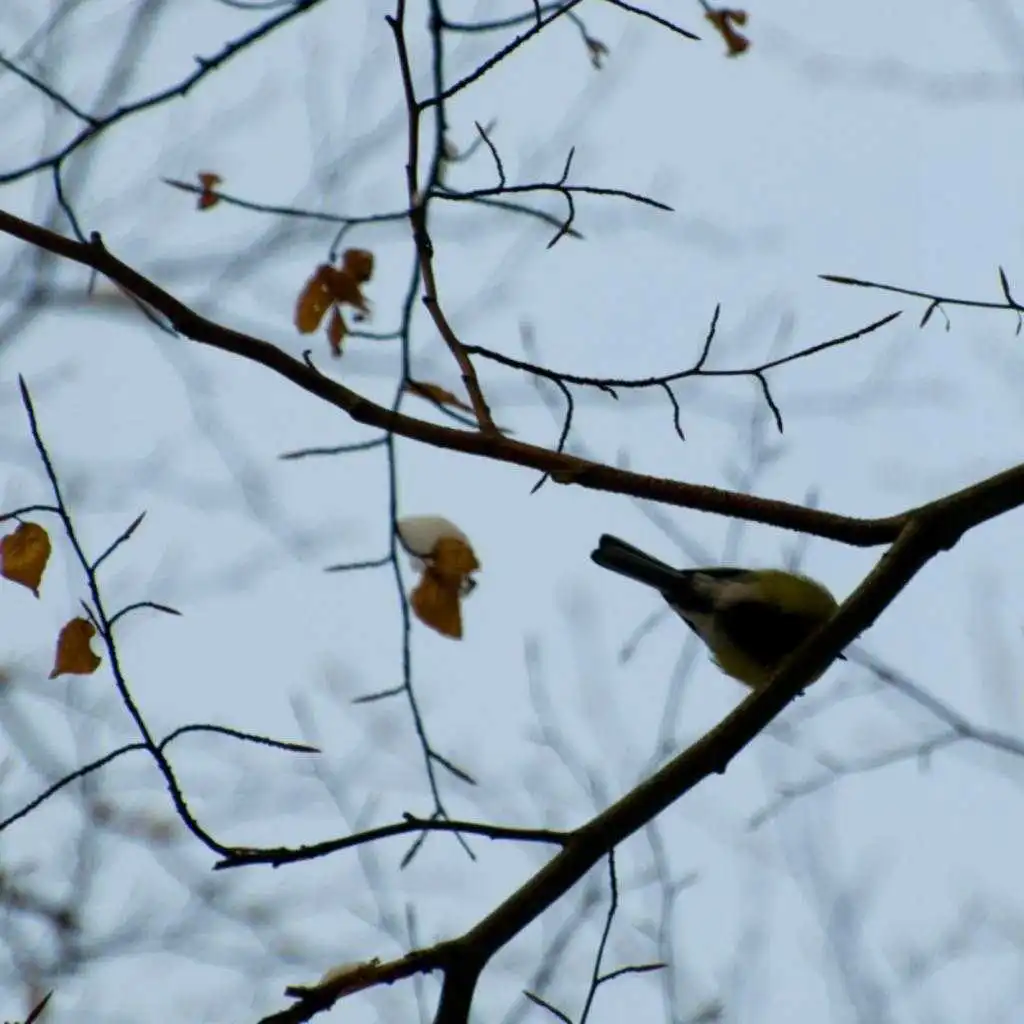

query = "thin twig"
[[18, 378, 231, 856], [216, 814, 569, 869]]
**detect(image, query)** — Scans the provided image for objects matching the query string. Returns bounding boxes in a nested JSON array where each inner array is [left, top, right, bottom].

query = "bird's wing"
[[715, 599, 825, 668]]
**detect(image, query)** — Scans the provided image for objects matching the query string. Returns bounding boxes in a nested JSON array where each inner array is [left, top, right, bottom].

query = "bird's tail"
[[590, 534, 683, 592]]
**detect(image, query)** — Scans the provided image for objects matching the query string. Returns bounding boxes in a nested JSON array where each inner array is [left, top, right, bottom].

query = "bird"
[[591, 534, 841, 688]]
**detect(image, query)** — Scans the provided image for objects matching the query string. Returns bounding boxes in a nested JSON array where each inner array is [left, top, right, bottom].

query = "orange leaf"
[[323, 266, 370, 315], [295, 265, 337, 334], [327, 307, 347, 357], [410, 570, 465, 639], [196, 171, 223, 210], [50, 617, 102, 678], [341, 248, 374, 284], [295, 252, 374, 335], [398, 523, 479, 640], [1, 521, 51, 596], [404, 379, 475, 413], [430, 535, 480, 587], [705, 8, 749, 57]]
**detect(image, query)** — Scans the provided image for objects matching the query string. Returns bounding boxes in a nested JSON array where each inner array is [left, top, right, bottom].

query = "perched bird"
[[591, 534, 841, 688]]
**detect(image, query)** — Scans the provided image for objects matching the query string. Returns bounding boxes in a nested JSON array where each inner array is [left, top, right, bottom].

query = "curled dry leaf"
[[410, 573, 464, 638], [327, 306, 347, 357], [295, 264, 338, 334], [341, 248, 374, 285], [50, 617, 102, 678], [1, 521, 51, 596], [404, 379, 475, 414], [322, 265, 369, 315], [405, 379, 510, 432], [294, 249, 375, 355], [705, 8, 749, 57], [196, 171, 223, 210], [397, 516, 480, 640]]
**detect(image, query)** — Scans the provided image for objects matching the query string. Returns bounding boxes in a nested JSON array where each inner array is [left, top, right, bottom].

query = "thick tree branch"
[[0, 208, 915, 546], [262, 477, 1024, 1023]]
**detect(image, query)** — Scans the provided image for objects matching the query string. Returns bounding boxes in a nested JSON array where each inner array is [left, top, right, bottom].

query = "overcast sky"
[[2, 2, 1024, 1022]]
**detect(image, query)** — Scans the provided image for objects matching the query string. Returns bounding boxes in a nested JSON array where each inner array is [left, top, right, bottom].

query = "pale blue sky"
[[2, 2, 1024, 1022]]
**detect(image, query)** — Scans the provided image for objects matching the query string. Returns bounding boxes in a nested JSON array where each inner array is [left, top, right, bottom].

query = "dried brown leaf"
[[327, 307, 347, 357], [295, 264, 336, 334], [341, 248, 374, 284], [410, 571, 465, 639], [705, 8, 750, 57], [1, 521, 51, 596], [404, 379, 475, 413], [50, 617, 101, 678], [196, 171, 223, 210]]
